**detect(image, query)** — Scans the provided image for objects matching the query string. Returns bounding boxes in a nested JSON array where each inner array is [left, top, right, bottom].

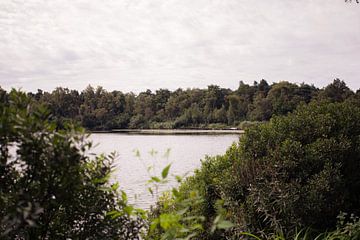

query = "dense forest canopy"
[[1, 79, 359, 130]]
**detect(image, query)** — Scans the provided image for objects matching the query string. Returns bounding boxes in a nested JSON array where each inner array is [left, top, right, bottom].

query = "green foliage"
[[3, 88, 360, 239], [146, 170, 234, 240], [266, 81, 314, 116], [154, 144, 241, 239], [147, 189, 206, 240], [158, 101, 360, 239], [0, 90, 143, 239], [318, 79, 354, 103], [229, 101, 360, 237], [17, 79, 359, 130]]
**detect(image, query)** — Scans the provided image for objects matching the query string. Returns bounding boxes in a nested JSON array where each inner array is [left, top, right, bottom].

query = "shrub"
[[164, 101, 360, 239], [156, 144, 241, 239], [0, 90, 143, 239], [232, 101, 360, 237]]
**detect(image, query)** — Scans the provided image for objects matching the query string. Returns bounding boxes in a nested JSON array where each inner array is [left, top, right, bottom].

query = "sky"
[[0, 0, 360, 93]]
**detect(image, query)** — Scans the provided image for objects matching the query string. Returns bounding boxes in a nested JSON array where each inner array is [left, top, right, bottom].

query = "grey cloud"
[[0, 0, 359, 93]]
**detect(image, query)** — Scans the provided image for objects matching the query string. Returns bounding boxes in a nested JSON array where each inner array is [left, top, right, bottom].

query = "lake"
[[89, 132, 240, 209]]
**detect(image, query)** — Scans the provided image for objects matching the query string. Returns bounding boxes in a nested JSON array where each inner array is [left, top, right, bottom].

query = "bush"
[[164, 101, 360, 239], [232, 101, 360, 237], [155, 144, 241, 239], [0, 90, 143, 239]]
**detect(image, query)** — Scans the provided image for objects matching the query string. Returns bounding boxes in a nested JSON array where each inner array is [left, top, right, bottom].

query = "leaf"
[[213, 215, 221, 224], [106, 210, 118, 216], [161, 164, 171, 179], [183, 232, 197, 240], [150, 218, 159, 232], [106, 210, 124, 219], [151, 176, 161, 183], [149, 149, 158, 156], [121, 190, 128, 202], [92, 172, 110, 184], [190, 223, 203, 231], [134, 208, 147, 219], [111, 182, 119, 191], [162, 148, 171, 159], [124, 206, 134, 215], [176, 207, 189, 216], [210, 224, 217, 234], [239, 232, 262, 240], [159, 213, 180, 230], [133, 149, 140, 158], [175, 175, 182, 183], [211, 215, 221, 233], [172, 188, 180, 198], [217, 220, 234, 229]]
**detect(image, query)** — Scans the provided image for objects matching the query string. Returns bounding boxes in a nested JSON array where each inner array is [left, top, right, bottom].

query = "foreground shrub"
[[233, 101, 360, 237], [0, 90, 143, 239], [161, 101, 360, 239]]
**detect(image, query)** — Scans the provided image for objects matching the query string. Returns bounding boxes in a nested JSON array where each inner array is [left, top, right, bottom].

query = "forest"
[[1, 79, 358, 130]]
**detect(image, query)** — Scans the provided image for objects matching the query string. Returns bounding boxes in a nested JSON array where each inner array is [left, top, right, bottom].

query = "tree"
[[266, 81, 313, 116], [257, 79, 271, 95], [213, 105, 228, 123], [247, 93, 272, 121], [227, 95, 248, 124], [0, 90, 143, 239], [318, 78, 354, 103]]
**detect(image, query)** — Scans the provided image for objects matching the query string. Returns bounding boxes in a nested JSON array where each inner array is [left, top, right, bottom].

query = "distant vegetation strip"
[[1, 78, 359, 131]]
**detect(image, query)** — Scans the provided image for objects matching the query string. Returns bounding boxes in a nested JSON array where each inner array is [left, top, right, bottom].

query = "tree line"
[[1, 78, 359, 130]]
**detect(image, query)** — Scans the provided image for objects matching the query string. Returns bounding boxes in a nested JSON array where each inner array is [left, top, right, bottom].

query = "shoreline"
[[90, 129, 245, 135]]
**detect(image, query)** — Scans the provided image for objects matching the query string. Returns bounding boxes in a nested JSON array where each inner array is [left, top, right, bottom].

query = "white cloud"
[[0, 0, 359, 92]]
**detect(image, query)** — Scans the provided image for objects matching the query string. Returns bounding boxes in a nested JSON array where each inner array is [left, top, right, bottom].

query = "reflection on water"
[[89, 133, 240, 209]]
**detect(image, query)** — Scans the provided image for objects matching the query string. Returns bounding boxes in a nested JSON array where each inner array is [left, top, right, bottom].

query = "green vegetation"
[[1, 85, 360, 239], [8, 78, 359, 130], [153, 100, 360, 239], [0, 90, 144, 239]]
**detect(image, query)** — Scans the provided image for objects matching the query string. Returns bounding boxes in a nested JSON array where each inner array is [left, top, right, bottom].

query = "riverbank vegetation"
[[152, 100, 360, 239], [2, 79, 358, 130], [1, 87, 360, 239]]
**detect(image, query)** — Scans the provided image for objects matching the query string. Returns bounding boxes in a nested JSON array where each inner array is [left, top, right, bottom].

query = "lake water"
[[89, 133, 240, 209]]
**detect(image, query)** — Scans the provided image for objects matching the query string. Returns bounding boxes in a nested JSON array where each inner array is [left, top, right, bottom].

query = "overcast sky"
[[0, 0, 359, 93]]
